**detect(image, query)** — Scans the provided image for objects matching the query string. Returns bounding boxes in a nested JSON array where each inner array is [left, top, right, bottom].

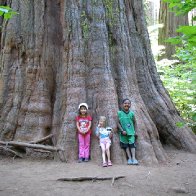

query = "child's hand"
[[79, 128, 86, 134], [122, 131, 127, 135], [83, 128, 89, 134], [83, 131, 87, 134]]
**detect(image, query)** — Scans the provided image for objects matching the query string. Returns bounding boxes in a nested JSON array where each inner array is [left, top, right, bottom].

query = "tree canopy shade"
[[0, 0, 195, 164]]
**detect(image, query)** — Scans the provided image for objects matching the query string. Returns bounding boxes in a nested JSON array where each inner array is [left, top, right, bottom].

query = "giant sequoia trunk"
[[0, 0, 195, 164], [158, 1, 188, 60]]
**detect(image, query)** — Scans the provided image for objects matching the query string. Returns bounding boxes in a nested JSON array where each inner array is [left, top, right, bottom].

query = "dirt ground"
[[0, 148, 196, 196]]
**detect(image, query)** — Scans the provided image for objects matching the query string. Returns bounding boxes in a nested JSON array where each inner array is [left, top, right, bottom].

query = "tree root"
[[57, 176, 125, 185]]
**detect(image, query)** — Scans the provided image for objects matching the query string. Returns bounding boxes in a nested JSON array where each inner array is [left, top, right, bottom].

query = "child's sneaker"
[[84, 158, 89, 162], [107, 161, 112, 166], [132, 159, 139, 165], [102, 162, 107, 167], [78, 158, 83, 163], [127, 159, 133, 165]]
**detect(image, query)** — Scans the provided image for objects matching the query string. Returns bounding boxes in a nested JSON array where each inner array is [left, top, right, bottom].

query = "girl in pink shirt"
[[76, 103, 92, 163]]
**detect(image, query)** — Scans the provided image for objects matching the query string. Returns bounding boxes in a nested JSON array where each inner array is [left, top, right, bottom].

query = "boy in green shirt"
[[117, 98, 138, 165]]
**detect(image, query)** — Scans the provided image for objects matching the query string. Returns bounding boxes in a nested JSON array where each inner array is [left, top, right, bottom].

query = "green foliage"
[[176, 121, 185, 128], [157, 43, 196, 133], [0, 6, 18, 19], [164, 0, 196, 48], [166, 26, 196, 46], [157, 0, 196, 133], [103, 0, 119, 27], [177, 26, 196, 45], [163, 0, 196, 16], [103, 0, 114, 20], [80, 10, 89, 40]]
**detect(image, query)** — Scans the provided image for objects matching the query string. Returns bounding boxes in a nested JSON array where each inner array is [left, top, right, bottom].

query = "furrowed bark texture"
[[0, 0, 195, 164]]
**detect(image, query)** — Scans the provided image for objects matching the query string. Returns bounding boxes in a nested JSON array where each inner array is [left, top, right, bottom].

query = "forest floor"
[[0, 148, 196, 196]]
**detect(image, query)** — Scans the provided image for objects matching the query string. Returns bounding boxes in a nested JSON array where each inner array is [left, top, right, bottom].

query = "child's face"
[[99, 120, 105, 127], [80, 106, 87, 115], [122, 100, 131, 111]]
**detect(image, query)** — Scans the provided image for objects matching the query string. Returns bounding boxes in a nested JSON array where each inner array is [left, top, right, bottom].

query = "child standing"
[[76, 103, 92, 163], [117, 98, 138, 165], [95, 116, 113, 167]]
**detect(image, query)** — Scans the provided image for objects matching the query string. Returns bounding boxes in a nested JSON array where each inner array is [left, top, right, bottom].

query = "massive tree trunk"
[[0, 0, 195, 164], [158, 1, 189, 60]]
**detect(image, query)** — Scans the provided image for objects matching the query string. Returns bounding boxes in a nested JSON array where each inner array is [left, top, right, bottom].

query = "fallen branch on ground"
[[57, 176, 125, 182], [0, 141, 62, 152], [29, 134, 54, 144], [0, 145, 23, 158], [33, 149, 52, 153]]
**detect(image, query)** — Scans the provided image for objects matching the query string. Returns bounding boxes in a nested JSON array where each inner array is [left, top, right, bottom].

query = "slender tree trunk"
[[144, 0, 159, 26], [0, 0, 7, 105], [158, 1, 189, 60], [0, 0, 195, 164]]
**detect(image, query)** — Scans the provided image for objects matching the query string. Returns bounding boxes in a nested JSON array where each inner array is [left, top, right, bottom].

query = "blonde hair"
[[99, 116, 106, 122], [98, 116, 106, 127]]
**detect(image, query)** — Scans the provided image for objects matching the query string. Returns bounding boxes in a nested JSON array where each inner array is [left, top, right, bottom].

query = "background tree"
[[158, 0, 189, 60], [0, 0, 195, 164], [143, 0, 159, 26], [157, 0, 196, 133], [0, 1, 8, 51]]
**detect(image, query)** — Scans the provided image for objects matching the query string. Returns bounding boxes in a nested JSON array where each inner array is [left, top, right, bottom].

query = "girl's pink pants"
[[78, 132, 91, 159]]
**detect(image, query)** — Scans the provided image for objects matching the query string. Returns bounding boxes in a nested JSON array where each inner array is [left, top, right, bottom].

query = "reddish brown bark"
[[0, 0, 195, 164]]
